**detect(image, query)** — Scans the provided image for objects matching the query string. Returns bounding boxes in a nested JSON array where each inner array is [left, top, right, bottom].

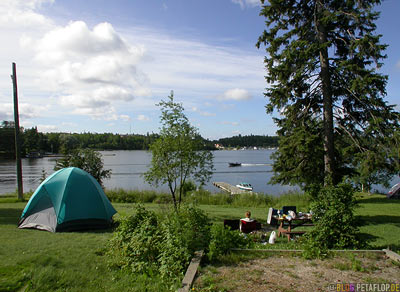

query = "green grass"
[[0, 191, 399, 291], [355, 193, 400, 251], [105, 188, 312, 210], [0, 201, 173, 292]]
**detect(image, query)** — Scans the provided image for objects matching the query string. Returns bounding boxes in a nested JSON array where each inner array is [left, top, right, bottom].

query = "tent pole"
[[12, 62, 23, 200]]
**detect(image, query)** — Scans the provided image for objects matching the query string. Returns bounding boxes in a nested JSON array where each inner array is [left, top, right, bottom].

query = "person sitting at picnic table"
[[239, 211, 257, 233]]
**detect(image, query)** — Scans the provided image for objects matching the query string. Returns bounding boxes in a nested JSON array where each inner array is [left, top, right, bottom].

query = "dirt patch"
[[193, 253, 399, 292]]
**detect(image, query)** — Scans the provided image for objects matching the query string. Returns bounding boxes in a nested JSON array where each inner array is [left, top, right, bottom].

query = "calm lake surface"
[[0, 149, 393, 196], [0, 149, 297, 196]]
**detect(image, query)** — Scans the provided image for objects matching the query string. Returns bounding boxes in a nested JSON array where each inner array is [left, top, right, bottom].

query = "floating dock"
[[213, 182, 249, 195]]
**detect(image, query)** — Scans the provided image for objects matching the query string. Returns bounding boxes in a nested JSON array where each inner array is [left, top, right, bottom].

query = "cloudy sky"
[[1, 0, 399, 139]]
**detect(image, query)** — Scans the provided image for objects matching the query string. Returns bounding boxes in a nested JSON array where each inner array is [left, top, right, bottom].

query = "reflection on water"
[[99, 150, 295, 195], [0, 157, 58, 194], [2, 149, 392, 196], [1, 150, 286, 195]]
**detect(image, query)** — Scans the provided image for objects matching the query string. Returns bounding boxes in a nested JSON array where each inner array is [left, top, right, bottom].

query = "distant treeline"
[[0, 121, 278, 158], [216, 134, 279, 148], [0, 121, 157, 158]]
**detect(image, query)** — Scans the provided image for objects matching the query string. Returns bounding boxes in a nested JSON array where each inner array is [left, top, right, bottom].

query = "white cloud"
[[34, 21, 133, 63], [122, 27, 265, 100], [0, 103, 48, 120], [231, 0, 261, 9], [190, 106, 216, 117], [0, 0, 54, 28], [137, 114, 150, 122], [120, 115, 131, 122], [27, 20, 150, 119], [19, 103, 49, 119], [220, 121, 239, 126], [61, 122, 77, 127], [200, 111, 216, 117], [37, 124, 58, 132], [219, 88, 252, 101], [0, 1, 265, 135], [134, 87, 152, 97]]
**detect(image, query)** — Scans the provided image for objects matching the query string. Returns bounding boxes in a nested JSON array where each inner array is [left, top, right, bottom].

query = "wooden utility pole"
[[11, 62, 24, 200]]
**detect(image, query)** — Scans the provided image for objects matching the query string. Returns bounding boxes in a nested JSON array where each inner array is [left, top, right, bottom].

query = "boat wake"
[[241, 163, 272, 166]]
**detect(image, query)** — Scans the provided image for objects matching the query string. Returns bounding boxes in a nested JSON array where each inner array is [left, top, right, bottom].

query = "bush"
[[302, 184, 365, 259], [181, 180, 197, 196], [207, 224, 251, 262], [55, 148, 111, 186], [107, 204, 210, 286], [108, 205, 159, 273], [157, 205, 210, 279], [105, 189, 169, 204]]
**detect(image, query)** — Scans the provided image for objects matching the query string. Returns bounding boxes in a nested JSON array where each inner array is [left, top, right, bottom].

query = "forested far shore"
[[0, 121, 279, 158]]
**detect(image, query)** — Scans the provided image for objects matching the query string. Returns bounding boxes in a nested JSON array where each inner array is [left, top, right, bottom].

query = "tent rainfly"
[[18, 167, 117, 232]]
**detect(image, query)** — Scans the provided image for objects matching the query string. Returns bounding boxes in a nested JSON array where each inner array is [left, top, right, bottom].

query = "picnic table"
[[274, 214, 313, 242]]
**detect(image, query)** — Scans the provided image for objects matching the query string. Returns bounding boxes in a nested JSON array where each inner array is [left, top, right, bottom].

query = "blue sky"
[[0, 0, 399, 140]]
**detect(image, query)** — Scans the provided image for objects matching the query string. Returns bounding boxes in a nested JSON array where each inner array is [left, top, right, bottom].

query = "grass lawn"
[[355, 193, 400, 251], [0, 193, 399, 291]]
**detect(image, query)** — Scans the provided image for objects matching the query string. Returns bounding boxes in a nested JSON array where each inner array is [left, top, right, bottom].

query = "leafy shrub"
[[158, 205, 210, 279], [302, 184, 365, 259], [108, 205, 159, 273], [153, 193, 172, 204], [54, 148, 111, 186], [107, 204, 210, 285], [105, 189, 169, 203], [181, 180, 197, 196], [207, 224, 250, 262]]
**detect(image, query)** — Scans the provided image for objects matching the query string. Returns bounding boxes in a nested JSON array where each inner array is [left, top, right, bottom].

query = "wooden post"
[[12, 62, 23, 200]]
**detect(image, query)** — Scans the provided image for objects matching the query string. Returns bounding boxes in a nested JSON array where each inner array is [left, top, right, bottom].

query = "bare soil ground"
[[193, 253, 400, 292]]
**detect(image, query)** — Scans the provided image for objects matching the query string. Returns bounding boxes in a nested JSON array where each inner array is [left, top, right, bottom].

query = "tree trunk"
[[168, 182, 178, 211], [316, 1, 335, 186]]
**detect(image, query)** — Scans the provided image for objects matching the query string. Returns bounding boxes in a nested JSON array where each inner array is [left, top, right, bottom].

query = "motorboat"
[[236, 183, 253, 191], [229, 162, 241, 167], [388, 183, 400, 199]]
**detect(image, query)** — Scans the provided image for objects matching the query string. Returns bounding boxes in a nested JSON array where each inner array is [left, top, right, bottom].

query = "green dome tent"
[[18, 167, 117, 232]]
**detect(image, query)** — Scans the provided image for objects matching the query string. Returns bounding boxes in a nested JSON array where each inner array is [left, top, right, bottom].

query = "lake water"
[[0, 149, 394, 196], [0, 149, 298, 196]]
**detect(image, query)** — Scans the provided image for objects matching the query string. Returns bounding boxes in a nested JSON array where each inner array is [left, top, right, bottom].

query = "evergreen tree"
[[257, 0, 399, 188], [0, 121, 15, 158]]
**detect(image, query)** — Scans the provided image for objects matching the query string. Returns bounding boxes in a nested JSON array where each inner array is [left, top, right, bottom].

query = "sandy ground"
[[193, 253, 400, 292]]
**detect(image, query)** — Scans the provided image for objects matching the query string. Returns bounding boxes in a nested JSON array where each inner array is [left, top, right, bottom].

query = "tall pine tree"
[[257, 0, 399, 188]]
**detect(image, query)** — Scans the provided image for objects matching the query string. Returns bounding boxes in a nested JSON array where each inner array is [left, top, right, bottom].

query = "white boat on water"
[[236, 183, 253, 191]]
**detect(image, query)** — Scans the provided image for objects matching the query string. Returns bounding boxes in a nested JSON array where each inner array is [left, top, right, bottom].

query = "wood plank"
[[383, 249, 400, 263], [178, 250, 204, 292], [231, 249, 385, 253], [213, 182, 248, 195]]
